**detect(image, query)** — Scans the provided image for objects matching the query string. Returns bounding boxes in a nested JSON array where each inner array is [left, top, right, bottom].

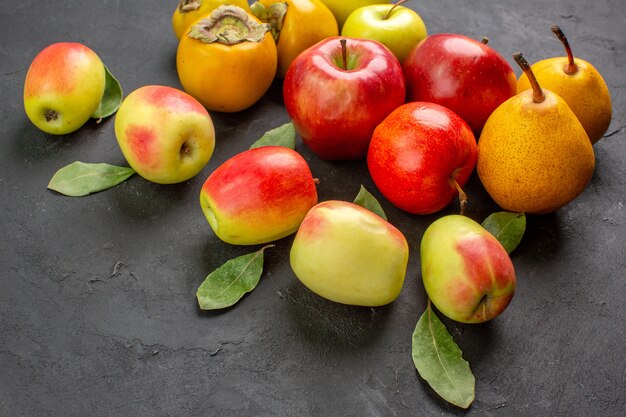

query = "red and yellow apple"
[[114, 85, 215, 184], [290, 200, 409, 306], [23, 42, 106, 135], [367, 102, 477, 215], [421, 215, 516, 323], [200, 146, 318, 245], [284, 36, 405, 161], [403, 33, 517, 134]]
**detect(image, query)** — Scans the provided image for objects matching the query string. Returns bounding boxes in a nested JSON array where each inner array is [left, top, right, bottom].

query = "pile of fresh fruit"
[[23, 0, 613, 409]]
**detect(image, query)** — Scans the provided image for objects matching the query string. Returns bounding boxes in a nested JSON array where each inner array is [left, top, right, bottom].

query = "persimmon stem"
[[340, 38, 347, 70], [384, 0, 410, 20], [513, 51, 545, 104], [551, 24, 578, 75], [451, 177, 468, 216]]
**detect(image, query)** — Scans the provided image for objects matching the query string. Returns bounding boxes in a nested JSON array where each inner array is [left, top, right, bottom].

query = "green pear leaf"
[[412, 302, 475, 409], [196, 245, 274, 310], [353, 185, 387, 220], [48, 161, 135, 197], [481, 212, 526, 254], [249, 122, 296, 150], [92, 65, 123, 119]]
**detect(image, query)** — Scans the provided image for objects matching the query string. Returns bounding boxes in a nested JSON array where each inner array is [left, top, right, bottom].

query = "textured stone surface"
[[1, 1, 624, 416]]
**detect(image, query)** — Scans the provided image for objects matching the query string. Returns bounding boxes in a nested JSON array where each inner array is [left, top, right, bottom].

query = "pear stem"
[[451, 177, 468, 216], [481, 37, 489, 44], [340, 38, 347, 70], [513, 51, 545, 104], [551, 24, 578, 75], [384, 0, 410, 20]]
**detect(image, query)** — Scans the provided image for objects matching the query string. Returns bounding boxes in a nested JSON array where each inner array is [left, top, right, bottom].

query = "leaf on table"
[[48, 161, 135, 197], [412, 302, 475, 409], [481, 212, 526, 254], [196, 245, 274, 310], [249, 122, 296, 150], [353, 185, 387, 220], [92, 65, 123, 119]]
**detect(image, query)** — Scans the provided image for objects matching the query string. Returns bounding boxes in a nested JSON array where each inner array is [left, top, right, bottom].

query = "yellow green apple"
[[319, 0, 390, 29], [23, 42, 106, 135], [200, 146, 318, 245], [421, 215, 516, 323], [114, 85, 215, 184], [290, 200, 409, 306], [341, 2, 427, 63]]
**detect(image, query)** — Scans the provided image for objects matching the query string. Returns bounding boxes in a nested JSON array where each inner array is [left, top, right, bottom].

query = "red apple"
[[283, 36, 405, 161], [200, 146, 318, 245], [367, 102, 477, 215], [403, 33, 517, 134]]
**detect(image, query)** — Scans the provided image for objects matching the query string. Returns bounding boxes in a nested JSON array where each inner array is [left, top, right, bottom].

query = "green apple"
[[290, 200, 409, 306], [341, 2, 427, 63], [319, 0, 390, 29], [114, 85, 215, 184], [421, 215, 516, 323], [23, 42, 106, 135]]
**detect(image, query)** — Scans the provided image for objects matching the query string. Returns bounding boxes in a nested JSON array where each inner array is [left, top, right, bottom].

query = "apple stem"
[[481, 37, 489, 44], [551, 24, 578, 75], [513, 52, 545, 104], [451, 177, 468, 216], [384, 0, 410, 20], [313, 178, 320, 185], [340, 38, 347, 70]]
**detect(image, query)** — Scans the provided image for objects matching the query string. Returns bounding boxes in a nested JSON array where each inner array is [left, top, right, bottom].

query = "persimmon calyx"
[[188, 5, 270, 45], [250, 1, 288, 42], [178, 0, 201, 13]]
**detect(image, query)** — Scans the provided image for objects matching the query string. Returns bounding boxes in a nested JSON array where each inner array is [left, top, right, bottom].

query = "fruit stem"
[[451, 177, 468, 216], [551, 24, 578, 75], [481, 37, 489, 44], [384, 0, 410, 20], [340, 38, 347, 70], [513, 51, 545, 104]]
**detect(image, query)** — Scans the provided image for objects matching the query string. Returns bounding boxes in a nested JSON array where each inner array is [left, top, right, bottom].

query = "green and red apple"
[[200, 146, 318, 245], [114, 85, 215, 184], [341, 2, 427, 63], [319, 0, 390, 29], [23, 42, 106, 135], [290, 200, 409, 306], [421, 215, 516, 323]]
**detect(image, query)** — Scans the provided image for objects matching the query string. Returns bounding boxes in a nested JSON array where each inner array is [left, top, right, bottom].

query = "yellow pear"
[[477, 52, 595, 214], [517, 25, 612, 144]]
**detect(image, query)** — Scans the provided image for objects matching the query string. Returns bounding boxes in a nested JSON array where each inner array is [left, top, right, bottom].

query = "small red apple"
[[367, 102, 477, 215], [403, 33, 517, 134], [200, 146, 318, 245], [283, 36, 405, 161]]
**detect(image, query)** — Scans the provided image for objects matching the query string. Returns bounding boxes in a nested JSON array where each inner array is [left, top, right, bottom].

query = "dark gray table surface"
[[1, 1, 624, 416]]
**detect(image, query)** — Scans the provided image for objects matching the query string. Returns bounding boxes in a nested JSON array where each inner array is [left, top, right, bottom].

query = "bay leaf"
[[92, 65, 123, 119], [412, 302, 475, 409], [481, 212, 526, 254], [249, 122, 296, 150], [196, 245, 274, 310], [48, 161, 135, 197], [353, 185, 387, 220]]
